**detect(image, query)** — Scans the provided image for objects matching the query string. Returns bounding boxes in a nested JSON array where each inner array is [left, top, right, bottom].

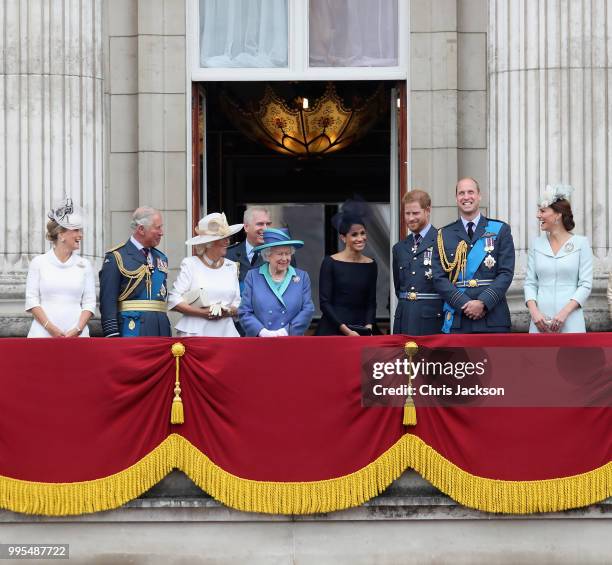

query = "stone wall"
[[489, 0, 612, 331], [410, 0, 488, 227], [105, 0, 188, 284], [1, 0, 611, 334], [0, 0, 104, 335]]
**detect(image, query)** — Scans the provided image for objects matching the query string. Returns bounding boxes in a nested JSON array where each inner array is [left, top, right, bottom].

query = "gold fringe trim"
[[402, 435, 612, 515], [0, 437, 177, 516], [0, 434, 609, 516]]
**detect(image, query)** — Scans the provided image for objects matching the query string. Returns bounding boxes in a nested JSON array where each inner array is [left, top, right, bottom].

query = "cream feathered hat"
[[186, 212, 243, 245], [538, 184, 574, 208]]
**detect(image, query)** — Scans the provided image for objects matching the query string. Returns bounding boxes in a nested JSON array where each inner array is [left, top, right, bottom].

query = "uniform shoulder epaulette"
[[105, 242, 125, 254]]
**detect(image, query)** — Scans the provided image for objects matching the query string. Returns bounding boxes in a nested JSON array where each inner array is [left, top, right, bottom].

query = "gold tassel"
[[403, 398, 417, 426], [170, 342, 186, 425], [403, 341, 419, 426]]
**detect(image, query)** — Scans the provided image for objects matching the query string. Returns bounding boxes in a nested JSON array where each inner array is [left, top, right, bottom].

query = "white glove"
[[274, 328, 288, 337], [258, 328, 278, 337], [209, 303, 223, 317]]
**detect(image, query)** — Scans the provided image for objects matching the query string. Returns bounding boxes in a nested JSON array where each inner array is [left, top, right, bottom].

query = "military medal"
[[160, 284, 167, 298], [483, 236, 496, 269], [423, 247, 433, 266], [425, 268, 433, 280], [156, 257, 168, 272], [128, 319, 136, 330], [146, 253, 154, 271]]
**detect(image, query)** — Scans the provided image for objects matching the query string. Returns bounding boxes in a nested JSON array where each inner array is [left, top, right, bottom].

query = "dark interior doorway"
[[193, 80, 395, 326]]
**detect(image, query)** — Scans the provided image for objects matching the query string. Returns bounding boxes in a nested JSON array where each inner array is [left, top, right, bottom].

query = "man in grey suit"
[[226, 206, 272, 288]]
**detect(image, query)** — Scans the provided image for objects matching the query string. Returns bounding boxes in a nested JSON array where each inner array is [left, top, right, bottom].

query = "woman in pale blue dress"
[[525, 185, 593, 333]]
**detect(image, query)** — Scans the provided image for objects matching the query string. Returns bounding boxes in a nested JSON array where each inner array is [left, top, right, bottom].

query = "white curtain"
[[200, 0, 288, 68], [309, 0, 398, 67]]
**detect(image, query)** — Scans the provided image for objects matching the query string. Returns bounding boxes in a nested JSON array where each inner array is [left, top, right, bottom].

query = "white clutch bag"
[[181, 288, 209, 309]]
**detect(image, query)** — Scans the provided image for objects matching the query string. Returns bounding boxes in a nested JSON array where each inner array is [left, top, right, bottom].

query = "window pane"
[[200, 0, 288, 68], [309, 0, 398, 67]]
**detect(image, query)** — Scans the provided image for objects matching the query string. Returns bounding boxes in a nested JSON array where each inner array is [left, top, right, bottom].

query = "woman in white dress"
[[168, 212, 243, 337], [25, 198, 96, 337], [525, 185, 593, 333]]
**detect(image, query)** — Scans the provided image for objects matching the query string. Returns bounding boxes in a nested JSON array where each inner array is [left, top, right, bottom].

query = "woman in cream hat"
[[168, 212, 244, 337], [25, 197, 96, 337]]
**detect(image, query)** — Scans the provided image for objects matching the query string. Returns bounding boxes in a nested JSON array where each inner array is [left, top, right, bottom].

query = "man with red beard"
[[392, 189, 443, 335]]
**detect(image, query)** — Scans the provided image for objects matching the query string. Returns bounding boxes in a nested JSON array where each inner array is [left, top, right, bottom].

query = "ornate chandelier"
[[220, 83, 385, 158]]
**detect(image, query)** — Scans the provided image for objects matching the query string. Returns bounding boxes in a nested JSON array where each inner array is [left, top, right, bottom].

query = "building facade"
[[1, 0, 611, 334], [1, 3, 611, 562]]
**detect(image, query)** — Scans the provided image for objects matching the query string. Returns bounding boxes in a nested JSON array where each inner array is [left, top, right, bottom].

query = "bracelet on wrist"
[[43, 320, 49, 329]]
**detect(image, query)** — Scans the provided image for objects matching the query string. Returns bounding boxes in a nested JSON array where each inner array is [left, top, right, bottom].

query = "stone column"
[[106, 0, 187, 282], [410, 0, 488, 225], [489, 0, 612, 330], [0, 0, 104, 334]]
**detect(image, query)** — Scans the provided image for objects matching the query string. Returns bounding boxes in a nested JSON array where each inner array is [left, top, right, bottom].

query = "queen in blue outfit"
[[239, 228, 314, 337]]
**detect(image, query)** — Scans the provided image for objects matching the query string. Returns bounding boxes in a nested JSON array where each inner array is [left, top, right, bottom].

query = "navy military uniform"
[[99, 239, 171, 337], [226, 240, 264, 288], [432, 216, 515, 333], [392, 225, 443, 335]]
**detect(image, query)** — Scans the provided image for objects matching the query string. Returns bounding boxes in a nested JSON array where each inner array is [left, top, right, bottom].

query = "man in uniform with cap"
[[99, 206, 171, 337], [392, 189, 443, 335], [432, 178, 515, 333]]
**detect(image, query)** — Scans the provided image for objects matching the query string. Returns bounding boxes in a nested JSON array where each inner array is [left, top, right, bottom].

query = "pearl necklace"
[[201, 253, 223, 269]]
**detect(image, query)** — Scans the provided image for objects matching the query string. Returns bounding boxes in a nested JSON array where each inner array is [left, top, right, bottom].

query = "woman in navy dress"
[[316, 211, 377, 336]]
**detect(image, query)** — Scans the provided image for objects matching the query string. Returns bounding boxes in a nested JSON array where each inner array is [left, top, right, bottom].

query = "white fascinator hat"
[[47, 197, 85, 230], [538, 184, 574, 208]]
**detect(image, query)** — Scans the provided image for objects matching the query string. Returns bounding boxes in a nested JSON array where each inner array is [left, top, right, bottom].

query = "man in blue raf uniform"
[[99, 207, 171, 337], [432, 178, 515, 333], [392, 189, 443, 335]]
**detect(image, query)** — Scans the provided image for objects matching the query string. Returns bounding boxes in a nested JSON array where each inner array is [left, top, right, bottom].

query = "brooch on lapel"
[[292, 275, 300, 283], [564, 241, 574, 252], [77, 260, 86, 268]]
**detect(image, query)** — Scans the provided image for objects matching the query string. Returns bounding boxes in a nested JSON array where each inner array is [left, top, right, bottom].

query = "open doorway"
[[192, 81, 400, 329]]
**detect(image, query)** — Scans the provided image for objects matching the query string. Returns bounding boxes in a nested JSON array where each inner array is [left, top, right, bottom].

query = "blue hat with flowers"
[[252, 227, 304, 252]]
